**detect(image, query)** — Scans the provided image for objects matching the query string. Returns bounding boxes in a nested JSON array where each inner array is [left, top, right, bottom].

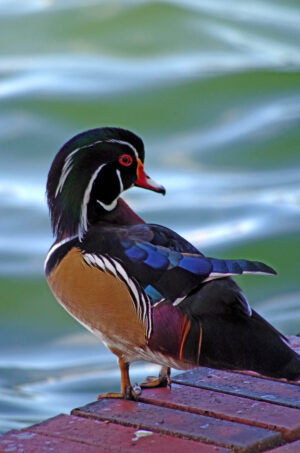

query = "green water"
[[1, 0, 300, 433]]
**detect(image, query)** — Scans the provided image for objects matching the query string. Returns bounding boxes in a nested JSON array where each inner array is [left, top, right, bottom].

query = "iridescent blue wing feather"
[[82, 223, 276, 307]]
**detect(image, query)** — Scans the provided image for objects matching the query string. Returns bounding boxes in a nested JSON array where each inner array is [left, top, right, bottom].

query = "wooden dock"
[[0, 336, 299, 452]]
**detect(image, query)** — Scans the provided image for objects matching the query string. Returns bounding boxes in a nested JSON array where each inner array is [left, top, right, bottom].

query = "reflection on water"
[[1, 0, 300, 434]]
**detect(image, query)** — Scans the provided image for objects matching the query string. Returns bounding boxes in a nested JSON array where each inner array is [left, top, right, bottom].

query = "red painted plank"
[[173, 367, 300, 408], [72, 398, 282, 452], [26, 413, 223, 453], [0, 429, 104, 453], [139, 384, 300, 441], [287, 336, 300, 355], [268, 440, 300, 452], [230, 371, 300, 387]]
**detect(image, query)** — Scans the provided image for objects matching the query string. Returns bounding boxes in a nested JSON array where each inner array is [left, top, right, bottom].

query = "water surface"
[[1, 0, 300, 433]]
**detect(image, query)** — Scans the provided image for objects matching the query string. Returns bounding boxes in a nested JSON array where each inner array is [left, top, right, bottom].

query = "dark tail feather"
[[196, 309, 300, 380], [280, 353, 300, 381], [208, 257, 277, 277], [149, 278, 299, 380]]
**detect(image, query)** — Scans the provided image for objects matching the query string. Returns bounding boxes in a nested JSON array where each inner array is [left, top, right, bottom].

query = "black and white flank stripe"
[[83, 252, 152, 339]]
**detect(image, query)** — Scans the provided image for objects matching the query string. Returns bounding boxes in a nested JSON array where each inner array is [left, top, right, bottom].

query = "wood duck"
[[45, 127, 300, 399]]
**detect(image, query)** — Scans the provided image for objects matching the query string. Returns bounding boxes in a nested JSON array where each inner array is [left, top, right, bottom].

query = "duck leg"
[[97, 357, 139, 400], [140, 366, 171, 388]]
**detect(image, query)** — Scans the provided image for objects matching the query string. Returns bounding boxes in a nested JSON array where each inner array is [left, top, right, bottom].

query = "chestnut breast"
[[46, 247, 147, 352]]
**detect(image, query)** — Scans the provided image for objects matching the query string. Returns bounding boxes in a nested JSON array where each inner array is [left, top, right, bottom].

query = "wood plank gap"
[[72, 408, 227, 449], [230, 371, 300, 387], [172, 370, 300, 409], [137, 385, 300, 442], [172, 379, 299, 409], [72, 399, 283, 453]]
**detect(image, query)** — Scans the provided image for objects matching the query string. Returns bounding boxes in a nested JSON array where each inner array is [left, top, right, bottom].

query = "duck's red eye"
[[119, 154, 133, 166]]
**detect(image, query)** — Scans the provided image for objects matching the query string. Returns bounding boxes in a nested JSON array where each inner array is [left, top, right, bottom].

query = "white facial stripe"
[[106, 139, 138, 159], [55, 140, 104, 197], [79, 164, 106, 240], [55, 147, 81, 197], [55, 138, 138, 197], [56, 137, 138, 240], [116, 169, 124, 192], [97, 198, 118, 211], [96, 168, 124, 211]]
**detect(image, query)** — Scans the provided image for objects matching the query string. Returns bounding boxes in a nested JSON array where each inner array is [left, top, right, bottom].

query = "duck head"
[[46, 127, 165, 240]]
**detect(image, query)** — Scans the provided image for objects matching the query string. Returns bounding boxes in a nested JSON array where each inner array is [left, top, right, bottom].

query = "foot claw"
[[132, 383, 142, 397], [140, 375, 170, 389], [97, 392, 124, 400], [140, 366, 171, 389], [166, 375, 172, 388], [97, 385, 141, 401]]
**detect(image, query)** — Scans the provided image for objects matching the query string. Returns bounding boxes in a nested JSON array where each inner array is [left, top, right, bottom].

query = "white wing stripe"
[[113, 259, 131, 284], [83, 253, 105, 271], [172, 296, 186, 306], [203, 270, 272, 283], [82, 253, 152, 338], [101, 256, 117, 276]]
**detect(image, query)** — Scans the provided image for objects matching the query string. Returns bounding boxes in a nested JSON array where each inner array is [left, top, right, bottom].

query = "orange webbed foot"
[[140, 366, 171, 389], [97, 383, 141, 400], [97, 357, 142, 400]]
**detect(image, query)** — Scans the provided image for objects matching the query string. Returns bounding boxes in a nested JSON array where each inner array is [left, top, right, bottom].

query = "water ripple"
[[163, 97, 300, 155], [166, 0, 300, 28], [1, 51, 300, 100], [1, 0, 300, 434]]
